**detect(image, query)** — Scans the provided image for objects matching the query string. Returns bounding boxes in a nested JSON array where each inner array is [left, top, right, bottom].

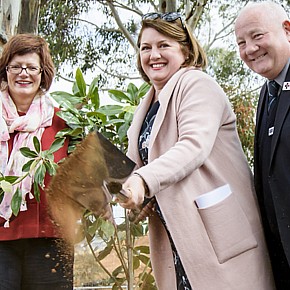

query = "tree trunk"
[[159, 0, 176, 12], [0, 0, 40, 50], [18, 0, 40, 34]]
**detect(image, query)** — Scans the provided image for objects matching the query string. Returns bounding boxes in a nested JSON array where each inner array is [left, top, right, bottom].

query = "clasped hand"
[[119, 174, 145, 210]]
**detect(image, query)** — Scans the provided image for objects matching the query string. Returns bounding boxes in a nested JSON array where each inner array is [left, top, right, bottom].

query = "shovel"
[[46, 130, 136, 244]]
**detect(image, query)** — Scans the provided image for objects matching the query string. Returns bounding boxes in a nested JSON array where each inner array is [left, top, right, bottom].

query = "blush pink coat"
[[127, 67, 275, 289]]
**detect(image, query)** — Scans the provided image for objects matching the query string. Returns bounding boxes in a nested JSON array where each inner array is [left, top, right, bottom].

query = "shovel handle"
[[104, 181, 142, 223], [117, 189, 142, 223]]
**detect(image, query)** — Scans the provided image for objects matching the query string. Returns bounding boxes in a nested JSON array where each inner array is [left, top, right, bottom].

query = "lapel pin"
[[282, 82, 290, 90], [268, 126, 274, 136]]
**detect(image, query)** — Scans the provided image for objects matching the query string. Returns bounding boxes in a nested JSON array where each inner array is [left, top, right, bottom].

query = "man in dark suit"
[[234, 1, 290, 289]]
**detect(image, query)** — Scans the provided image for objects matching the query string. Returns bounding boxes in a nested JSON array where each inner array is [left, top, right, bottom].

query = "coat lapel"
[[127, 87, 155, 167], [256, 83, 267, 135], [149, 67, 194, 147], [270, 67, 290, 166], [128, 67, 197, 165]]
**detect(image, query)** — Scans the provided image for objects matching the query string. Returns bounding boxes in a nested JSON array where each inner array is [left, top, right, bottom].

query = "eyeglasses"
[[142, 12, 185, 29], [6, 65, 43, 75]]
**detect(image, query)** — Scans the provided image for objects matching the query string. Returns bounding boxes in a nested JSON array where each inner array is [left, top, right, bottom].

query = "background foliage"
[[18, 0, 290, 287], [37, 2, 290, 285], [51, 69, 153, 288], [1, 0, 290, 288], [38, 0, 289, 165]]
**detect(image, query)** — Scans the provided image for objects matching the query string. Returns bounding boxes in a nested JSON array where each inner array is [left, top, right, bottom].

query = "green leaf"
[[11, 188, 22, 216], [133, 255, 141, 270], [56, 111, 83, 128], [118, 123, 130, 142], [33, 182, 41, 202], [75, 68, 86, 98], [22, 159, 35, 172], [97, 105, 124, 116], [97, 243, 114, 260], [3, 176, 19, 184], [88, 78, 100, 108], [127, 82, 138, 102], [20, 147, 38, 158], [131, 222, 144, 237], [87, 218, 101, 236], [137, 254, 150, 265], [0, 180, 12, 193], [44, 152, 54, 162], [0, 189, 4, 204], [137, 82, 151, 100], [138, 272, 156, 285], [48, 138, 65, 153], [84, 232, 94, 243], [101, 220, 115, 239], [44, 161, 57, 176], [55, 127, 84, 138], [123, 105, 136, 115], [51, 91, 82, 107], [108, 89, 130, 103], [106, 118, 125, 126], [72, 81, 80, 96], [134, 245, 150, 254], [86, 111, 106, 120], [33, 136, 41, 153], [112, 265, 123, 277], [34, 164, 46, 188]]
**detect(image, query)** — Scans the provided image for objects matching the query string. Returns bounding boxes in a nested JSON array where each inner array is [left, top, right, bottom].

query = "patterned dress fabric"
[[138, 100, 192, 290]]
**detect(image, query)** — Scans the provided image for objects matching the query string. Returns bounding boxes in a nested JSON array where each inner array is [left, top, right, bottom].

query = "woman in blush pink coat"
[[120, 13, 275, 290]]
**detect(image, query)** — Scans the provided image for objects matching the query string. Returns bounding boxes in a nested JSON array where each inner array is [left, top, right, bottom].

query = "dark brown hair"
[[0, 33, 55, 91], [137, 18, 208, 83]]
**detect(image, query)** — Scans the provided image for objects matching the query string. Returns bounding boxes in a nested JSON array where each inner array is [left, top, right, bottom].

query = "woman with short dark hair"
[[0, 34, 73, 289]]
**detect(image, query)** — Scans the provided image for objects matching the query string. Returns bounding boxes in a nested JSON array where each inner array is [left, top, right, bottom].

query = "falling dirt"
[[46, 132, 114, 246]]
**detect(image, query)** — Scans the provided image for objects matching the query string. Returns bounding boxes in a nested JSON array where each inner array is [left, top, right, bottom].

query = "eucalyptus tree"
[[0, 0, 40, 49], [38, 0, 259, 163], [1, 0, 289, 167], [39, 0, 249, 87], [1, 0, 290, 287]]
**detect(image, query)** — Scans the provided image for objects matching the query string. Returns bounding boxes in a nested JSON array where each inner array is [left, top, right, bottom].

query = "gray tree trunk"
[[159, 0, 177, 12], [0, 0, 40, 49]]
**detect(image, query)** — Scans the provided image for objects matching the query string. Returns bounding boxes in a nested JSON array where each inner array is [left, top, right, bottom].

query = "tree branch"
[[206, 16, 236, 50], [93, 63, 141, 80], [55, 73, 75, 84], [72, 17, 120, 33], [106, 0, 138, 52], [186, 0, 208, 30], [109, 0, 143, 16]]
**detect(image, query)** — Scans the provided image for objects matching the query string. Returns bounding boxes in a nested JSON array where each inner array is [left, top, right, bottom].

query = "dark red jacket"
[[0, 108, 69, 240]]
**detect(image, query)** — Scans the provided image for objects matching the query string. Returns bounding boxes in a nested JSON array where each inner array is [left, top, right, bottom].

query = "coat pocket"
[[196, 186, 258, 264]]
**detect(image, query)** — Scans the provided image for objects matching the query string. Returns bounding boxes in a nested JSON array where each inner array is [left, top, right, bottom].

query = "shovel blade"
[[46, 131, 135, 244], [95, 131, 135, 180]]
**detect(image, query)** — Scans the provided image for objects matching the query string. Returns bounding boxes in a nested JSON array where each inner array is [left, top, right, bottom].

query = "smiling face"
[[235, 4, 290, 80], [7, 52, 42, 111], [139, 27, 186, 91]]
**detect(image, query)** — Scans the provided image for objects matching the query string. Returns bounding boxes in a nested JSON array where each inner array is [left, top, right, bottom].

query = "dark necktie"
[[267, 80, 280, 113]]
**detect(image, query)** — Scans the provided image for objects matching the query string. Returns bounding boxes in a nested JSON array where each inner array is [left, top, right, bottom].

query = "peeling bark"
[[0, 0, 40, 50], [159, 0, 176, 12]]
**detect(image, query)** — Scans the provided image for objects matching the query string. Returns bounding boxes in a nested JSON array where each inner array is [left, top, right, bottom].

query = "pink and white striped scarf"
[[0, 90, 54, 227]]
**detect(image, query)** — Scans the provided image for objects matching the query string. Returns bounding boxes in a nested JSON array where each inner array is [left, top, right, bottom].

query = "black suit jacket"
[[254, 65, 290, 264]]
